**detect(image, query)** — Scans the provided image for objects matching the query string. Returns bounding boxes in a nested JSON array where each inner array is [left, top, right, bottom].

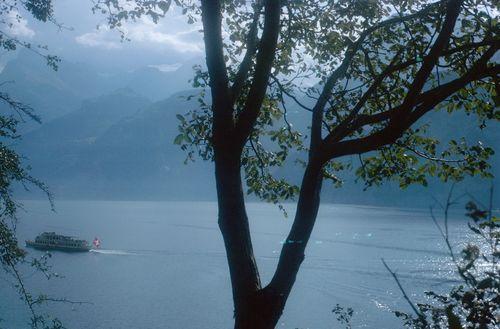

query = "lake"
[[2, 200, 470, 328]]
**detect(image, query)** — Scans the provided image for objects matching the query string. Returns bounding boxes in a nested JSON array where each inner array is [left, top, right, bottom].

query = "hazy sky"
[[7, 0, 204, 71]]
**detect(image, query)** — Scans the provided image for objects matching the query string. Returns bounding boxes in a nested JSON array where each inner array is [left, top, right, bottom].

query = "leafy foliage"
[[0, 91, 63, 329], [0, 1, 71, 328], [393, 194, 499, 328], [24, 0, 54, 22], [91, 0, 199, 40], [333, 304, 354, 329], [97, 0, 498, 206], [0, 0, 60, 69], [356, 129, 495, 189], [96, 1, 498, 325]]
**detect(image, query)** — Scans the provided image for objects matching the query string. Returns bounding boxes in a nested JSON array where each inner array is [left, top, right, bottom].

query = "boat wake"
[[89, 249, 135, 256]]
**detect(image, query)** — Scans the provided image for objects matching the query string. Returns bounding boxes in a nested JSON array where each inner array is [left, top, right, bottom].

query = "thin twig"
[[381, 258, 428, 326]]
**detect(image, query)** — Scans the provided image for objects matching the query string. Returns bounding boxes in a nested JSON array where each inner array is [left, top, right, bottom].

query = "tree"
[[95, 0, 499, 328], [0, 1, 66, 328]]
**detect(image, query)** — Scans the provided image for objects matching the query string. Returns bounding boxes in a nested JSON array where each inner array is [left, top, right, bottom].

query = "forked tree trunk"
[[233, 286, 286, 329], [200, 0, 478, 327], [214, 149, 263, 327], [215, 150, 324, 329]]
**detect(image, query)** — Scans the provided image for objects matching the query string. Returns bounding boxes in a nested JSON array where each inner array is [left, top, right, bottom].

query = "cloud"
[[74, 16, 203, 54], [128, 26, 202, 53], [6, 11, 35, 38], [75, 30, 122, 50], [148, 63, 182, 72]]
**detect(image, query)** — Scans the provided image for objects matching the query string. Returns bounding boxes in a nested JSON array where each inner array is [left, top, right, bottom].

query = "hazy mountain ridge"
[[17, 89, 216, 200], [0, 51, 196, 127], [7, 54, 498, 206]]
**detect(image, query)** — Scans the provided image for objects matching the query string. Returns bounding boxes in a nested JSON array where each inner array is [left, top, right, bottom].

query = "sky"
[[4, 0, 204, 72], [2, 0, 326, 87]]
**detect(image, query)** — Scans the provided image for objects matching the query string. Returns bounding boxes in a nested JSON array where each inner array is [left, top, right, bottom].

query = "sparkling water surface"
[[2, 200, 469, 329]]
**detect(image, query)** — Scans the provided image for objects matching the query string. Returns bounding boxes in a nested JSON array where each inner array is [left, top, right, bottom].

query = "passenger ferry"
[[26, 232, 92, 252]]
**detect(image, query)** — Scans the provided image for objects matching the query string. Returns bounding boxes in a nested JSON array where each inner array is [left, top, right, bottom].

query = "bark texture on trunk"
[[268, 160, 324, 302], [226, 159, 325, 329], [215, 150, 262, 323], [233, 286, 286, 329]]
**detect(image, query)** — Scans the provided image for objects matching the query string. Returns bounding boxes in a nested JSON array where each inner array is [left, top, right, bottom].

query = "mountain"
[[115, 58, 200, 101], [0, 51, 198, 129], [0, 51, 116, 123], [81, 91, 215, 199], [8, 55, 498, 206], [16, 89, 150, 193], [16, 85, 498, 206], [16, 89, 215, 200]]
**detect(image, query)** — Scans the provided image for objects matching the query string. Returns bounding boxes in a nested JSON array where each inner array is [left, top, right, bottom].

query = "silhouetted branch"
[[382, 258, 428, 326]]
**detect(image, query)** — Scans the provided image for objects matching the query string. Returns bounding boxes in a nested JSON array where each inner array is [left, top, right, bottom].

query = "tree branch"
[[322, 50, 498, 160], [270, 74, 313, 112], [229, 1, 263, 104], [262, 1, 453, 305], [0, 91, 41, 123], [322, 39, 497, 144], [407, 48, 498, 125], [324, 50, 403, 145], [308, 0, 447, 158], [234, 0, 282, 147], [382, 259, 428, 326], [400, 143, 467, 163], [385, 39, 496, 78], [201, 0, 233, 146], [393, 0, 463, 118], [325, 43, 497, 136]]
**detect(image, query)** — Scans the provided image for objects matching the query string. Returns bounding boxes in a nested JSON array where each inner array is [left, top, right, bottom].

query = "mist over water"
[[3, 200, 469, 329]]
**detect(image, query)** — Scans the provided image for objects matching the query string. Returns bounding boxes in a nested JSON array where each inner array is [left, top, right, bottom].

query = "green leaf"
[[158, 0, 172, 13], [174, 134, 185, 145]]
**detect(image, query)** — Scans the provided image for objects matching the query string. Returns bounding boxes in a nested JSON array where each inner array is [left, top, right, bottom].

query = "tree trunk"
[[214, 149, 263, 327], [266, 160, 324, 323], [233, 286, 286, 329], [232, 160, 324, 329]]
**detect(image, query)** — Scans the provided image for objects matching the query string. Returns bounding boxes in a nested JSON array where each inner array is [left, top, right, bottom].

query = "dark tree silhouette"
[[95, 0, 499, 328]]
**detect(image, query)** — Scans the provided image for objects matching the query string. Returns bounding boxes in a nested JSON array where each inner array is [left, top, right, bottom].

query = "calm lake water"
[[2, 201, 470, 328]]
